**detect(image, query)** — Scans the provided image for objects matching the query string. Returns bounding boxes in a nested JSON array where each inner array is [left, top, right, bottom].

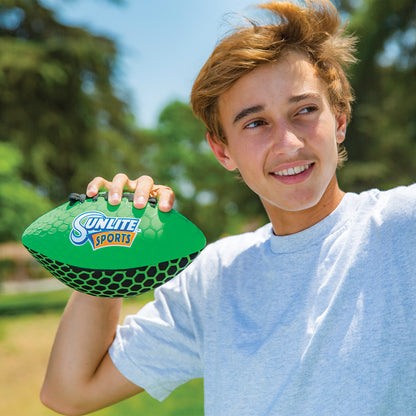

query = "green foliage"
[[0, 0, 415, 244], [0, 142, 52, 242], [337, 0, 416, 191], [0, 0, 144, 201]]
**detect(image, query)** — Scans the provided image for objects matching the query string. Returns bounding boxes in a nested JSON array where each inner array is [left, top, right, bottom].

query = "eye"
[[297, 106, 318, 115], [244, 119, 267, 129]]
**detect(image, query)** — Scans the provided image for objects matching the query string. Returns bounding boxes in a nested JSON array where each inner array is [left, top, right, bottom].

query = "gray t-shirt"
[[110, 185, 416, 415]]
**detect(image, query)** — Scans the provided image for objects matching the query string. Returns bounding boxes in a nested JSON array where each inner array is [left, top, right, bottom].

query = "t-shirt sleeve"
[[109, 270, 203, 401]]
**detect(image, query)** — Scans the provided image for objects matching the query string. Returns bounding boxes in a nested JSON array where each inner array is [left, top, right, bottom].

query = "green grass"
[[0, 289, 204, 415], [92, 379, 204, 416], [0, 287, 155, 316], [0, 289, 72, 315]]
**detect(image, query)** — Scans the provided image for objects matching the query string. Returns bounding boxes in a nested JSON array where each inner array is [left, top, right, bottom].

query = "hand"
[[86, 174, 175, 212]]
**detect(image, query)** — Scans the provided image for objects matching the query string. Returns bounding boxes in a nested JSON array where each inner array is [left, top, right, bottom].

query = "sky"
[[41, 0, 264, 129]]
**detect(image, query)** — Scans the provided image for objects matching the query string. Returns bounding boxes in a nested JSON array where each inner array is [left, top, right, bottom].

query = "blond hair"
[[190, 0, 357, 165]]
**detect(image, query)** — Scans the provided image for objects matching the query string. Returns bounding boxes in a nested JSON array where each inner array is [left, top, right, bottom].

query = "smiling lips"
[[273, 163, 313, 176], [270, 163, 314, 183]]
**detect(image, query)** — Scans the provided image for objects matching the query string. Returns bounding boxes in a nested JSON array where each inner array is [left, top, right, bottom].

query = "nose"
[[269, 123, 304, 155]]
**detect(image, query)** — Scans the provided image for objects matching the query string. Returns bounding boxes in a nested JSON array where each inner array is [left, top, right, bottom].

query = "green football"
[[21, 192, 206, 297]]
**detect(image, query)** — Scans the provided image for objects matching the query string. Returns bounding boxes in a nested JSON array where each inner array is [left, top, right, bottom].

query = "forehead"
[[218, 51, 327, 121]]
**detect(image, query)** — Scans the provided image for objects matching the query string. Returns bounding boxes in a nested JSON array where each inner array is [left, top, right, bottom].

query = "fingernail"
[[86, 186, 96, 196], [159, 201, 170, 212], [135, 196, 146, 206], [109, 193, 120, 204]]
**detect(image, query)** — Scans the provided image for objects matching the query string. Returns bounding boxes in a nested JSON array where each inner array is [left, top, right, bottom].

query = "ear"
[[206, 132, 237, 171], [335, 113, 347, 144]]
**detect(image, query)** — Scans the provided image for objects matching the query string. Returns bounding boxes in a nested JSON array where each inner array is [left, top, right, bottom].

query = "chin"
[[262, 191, 324, 213]]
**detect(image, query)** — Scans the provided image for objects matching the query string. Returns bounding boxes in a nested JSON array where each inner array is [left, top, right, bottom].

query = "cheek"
[[228, 140, 260, 169], [309, 121, 339, 159], [319, 138, 340, 184]]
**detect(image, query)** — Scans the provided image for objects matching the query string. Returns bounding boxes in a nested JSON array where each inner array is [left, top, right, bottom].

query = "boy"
[[41, 1, 416, 415]]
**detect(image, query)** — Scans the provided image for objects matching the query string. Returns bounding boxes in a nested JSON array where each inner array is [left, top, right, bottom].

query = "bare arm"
[[41, 174, 175, 416], [41, 292, 142, 415]]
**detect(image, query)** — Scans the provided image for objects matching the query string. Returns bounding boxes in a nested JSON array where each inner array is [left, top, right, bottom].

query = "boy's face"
[[209, 51, 347, 233]]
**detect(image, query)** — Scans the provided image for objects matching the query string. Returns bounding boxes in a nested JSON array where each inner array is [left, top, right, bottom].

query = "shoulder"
[[355, 184, 416, 222], [347, 185, 416, 248], [171, 223, 273, 291], [358, 183, 416, 203], [199, 223, 273, 265]]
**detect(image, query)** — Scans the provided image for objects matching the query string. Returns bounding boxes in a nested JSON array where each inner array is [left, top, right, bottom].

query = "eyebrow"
[[289, 92, 322, 103], [232, 93, 322, 125], [233, 105, 264, 125]]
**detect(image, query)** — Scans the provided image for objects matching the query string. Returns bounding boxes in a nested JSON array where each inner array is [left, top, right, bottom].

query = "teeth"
[[274, 164, 311, 176]]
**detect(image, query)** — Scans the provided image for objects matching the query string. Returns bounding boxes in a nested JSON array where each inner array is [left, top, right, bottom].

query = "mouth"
[[271, 163, 314, 177]]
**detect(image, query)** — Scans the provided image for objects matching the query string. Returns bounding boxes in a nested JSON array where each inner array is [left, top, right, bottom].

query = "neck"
[[263, 176, 345, 236]]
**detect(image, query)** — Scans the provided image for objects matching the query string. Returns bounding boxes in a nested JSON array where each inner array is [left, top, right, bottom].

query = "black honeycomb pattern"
[[26, 247, 200, 297]]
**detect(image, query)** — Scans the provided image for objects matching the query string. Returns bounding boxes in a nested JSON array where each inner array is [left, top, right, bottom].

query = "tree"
[[2, 0, 415, 244], [0, 0, 143, 202], [0, 142, 52, 242], [336, 0, 416, 191]]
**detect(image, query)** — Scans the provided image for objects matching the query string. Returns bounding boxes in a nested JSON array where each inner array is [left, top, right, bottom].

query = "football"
[[22, 192, 206, 297]]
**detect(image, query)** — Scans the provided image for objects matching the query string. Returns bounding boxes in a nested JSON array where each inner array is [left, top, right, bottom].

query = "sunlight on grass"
[[0, 290, 204, 415]]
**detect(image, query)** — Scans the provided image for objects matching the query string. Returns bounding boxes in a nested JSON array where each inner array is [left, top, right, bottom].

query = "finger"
[[86, 177, 112, 197], [133, 175, 155, 209], [153, 185, 175, 212], [108, 173, 134, 205]]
